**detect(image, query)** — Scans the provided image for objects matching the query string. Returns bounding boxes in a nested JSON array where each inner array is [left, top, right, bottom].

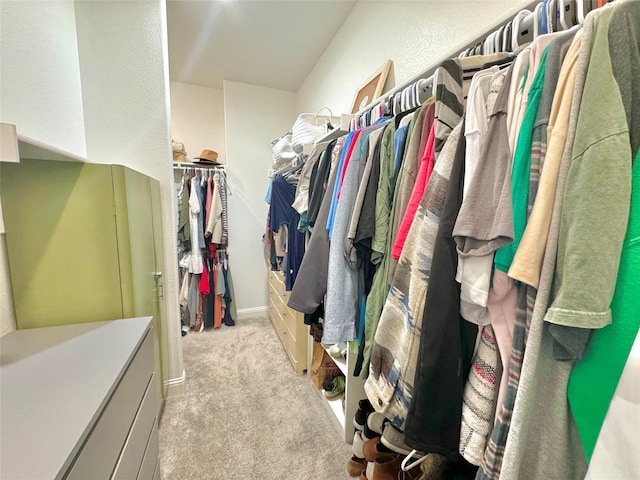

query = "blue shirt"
[[327, 132, 355, 238]]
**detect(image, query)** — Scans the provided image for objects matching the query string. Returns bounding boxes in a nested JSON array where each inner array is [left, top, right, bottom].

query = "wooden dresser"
[[267, 270, 308, 375], [0, 317, 160, 480]]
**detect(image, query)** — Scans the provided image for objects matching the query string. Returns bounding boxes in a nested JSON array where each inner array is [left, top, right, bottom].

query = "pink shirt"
[[392, 124, 435, 259]]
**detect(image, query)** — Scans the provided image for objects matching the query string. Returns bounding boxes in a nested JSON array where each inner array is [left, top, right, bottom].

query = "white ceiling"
[[166, 0, 357, 92]]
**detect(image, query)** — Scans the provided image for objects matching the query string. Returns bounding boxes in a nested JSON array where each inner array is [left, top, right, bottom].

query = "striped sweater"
[[365, 121, 464, 430]]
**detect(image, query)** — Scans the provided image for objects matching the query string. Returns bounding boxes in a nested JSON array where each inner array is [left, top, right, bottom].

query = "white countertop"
[[0, 317, 152, 480]]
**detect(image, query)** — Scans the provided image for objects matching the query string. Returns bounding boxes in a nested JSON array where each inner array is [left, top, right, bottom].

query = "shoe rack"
[[307, 336, 366, 444]]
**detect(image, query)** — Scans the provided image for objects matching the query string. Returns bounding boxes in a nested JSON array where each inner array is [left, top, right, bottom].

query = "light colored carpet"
[[159, 316, 354, 480]]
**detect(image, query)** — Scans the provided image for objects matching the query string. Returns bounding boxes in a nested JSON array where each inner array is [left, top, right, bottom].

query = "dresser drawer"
[[281, 306, 298, 342], [67, 330, 154, 479], [268, 270, 285, 299], [112, 372, 158, 480], [137, 419, 159, 480]]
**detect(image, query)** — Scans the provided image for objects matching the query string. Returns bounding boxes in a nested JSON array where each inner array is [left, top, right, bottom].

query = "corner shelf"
[[308, 336, 366, 444], [322, 344, 348, 376], [318, 389, 346, 435]]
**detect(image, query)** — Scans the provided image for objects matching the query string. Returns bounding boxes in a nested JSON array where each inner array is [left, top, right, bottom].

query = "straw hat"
[[193, 149, 221, 165]]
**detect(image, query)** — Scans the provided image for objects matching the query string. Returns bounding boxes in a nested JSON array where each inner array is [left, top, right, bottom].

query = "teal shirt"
[[495, 47, 549, 272]]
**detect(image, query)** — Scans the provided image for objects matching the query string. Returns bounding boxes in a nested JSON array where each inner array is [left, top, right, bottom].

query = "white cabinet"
[[0, 317, 159, 480]]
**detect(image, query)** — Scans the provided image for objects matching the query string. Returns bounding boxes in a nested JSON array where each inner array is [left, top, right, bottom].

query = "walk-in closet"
[[1, 1, 638, 479]]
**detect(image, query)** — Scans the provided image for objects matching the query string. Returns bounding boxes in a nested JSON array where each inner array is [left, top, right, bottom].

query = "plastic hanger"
[[495, 25, 504, 53], [540, 0, 548, 34], [576, 0, 591, 23], [512, 10, 534, 50], [490, 31, 498, 54], [483, 33, 492, 55], [401, 449, 426, 472], [393, 92, 402, 116], [410, 84, 418, 109], [417, 77, 433, 104], [533, 3, 543, 38], [546, 0, 557, 32], [502, 21, 512, 52], [558, 0, 576, 30]]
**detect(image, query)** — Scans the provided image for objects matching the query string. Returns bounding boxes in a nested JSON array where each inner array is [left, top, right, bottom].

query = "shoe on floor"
[[347, 456, 367, 477], [370, 453, 400, 480], [362, 421, 378, 441], [324, 376, 345, 400], [372, 453, 422, 480], [366, 412, 388, 436], [380, 422, 420, 456], [353, 398, 375, 431], [322, 378, 334, 391], [366, 460, 375, 480], [363, 437, 393, 463], [352, 431, 366, 458], [193, 316, 204, 332]]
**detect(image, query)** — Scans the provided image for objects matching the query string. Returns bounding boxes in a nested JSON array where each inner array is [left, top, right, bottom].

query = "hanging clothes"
[[288, 138, 345, 313], [568, 1, 640, 461]]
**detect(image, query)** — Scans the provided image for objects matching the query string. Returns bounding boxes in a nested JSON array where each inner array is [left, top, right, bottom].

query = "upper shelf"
[[17, 134, 87, 163]]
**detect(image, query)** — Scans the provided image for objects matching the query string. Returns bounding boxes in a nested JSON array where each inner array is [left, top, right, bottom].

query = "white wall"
[[223, 80, 296, 312], [0, 0, 86, 157], [170, 82, 227, 164], [0, 0, 87, 336], [296, 0, 531, 114], [74, 0, 183, 391]]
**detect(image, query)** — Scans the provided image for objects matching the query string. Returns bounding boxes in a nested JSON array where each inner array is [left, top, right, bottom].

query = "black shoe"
[[362, 420, 378, 441], [353, 398, 375, 431]]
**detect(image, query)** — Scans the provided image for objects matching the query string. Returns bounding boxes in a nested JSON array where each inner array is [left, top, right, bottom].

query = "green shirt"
[[495, 47, 549, 272], [371, 123, 397, 264]]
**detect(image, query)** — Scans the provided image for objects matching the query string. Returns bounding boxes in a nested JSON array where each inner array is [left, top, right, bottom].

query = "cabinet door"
[[149, 178, 167, 399], [113, 166, 164, 402], [0, 159, 124, 329]]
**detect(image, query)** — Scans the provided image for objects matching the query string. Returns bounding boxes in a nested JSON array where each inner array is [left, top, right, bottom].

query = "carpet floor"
[[158, 316, 354, 480]]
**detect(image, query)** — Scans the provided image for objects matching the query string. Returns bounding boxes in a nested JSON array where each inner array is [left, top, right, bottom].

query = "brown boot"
[[347, 456, 367, 477], [363, 437, 393, 463], [371, 454, 401, 480]]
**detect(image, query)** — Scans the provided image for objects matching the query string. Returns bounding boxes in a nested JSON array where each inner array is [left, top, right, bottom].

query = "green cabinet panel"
[[1, 160, 124, 328], [1, 162, 165, 400], [113, 166, 165, 400], [149, 177, 168, 397]]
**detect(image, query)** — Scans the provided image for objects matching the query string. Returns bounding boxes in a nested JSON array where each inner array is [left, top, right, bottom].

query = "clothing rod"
[[173, 162, 225, 170], [351, 0, 539, 118]]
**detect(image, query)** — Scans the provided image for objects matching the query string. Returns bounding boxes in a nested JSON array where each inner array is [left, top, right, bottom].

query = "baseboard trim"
[[237, 306, 268, 319], [164, 369, 186, 397]]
